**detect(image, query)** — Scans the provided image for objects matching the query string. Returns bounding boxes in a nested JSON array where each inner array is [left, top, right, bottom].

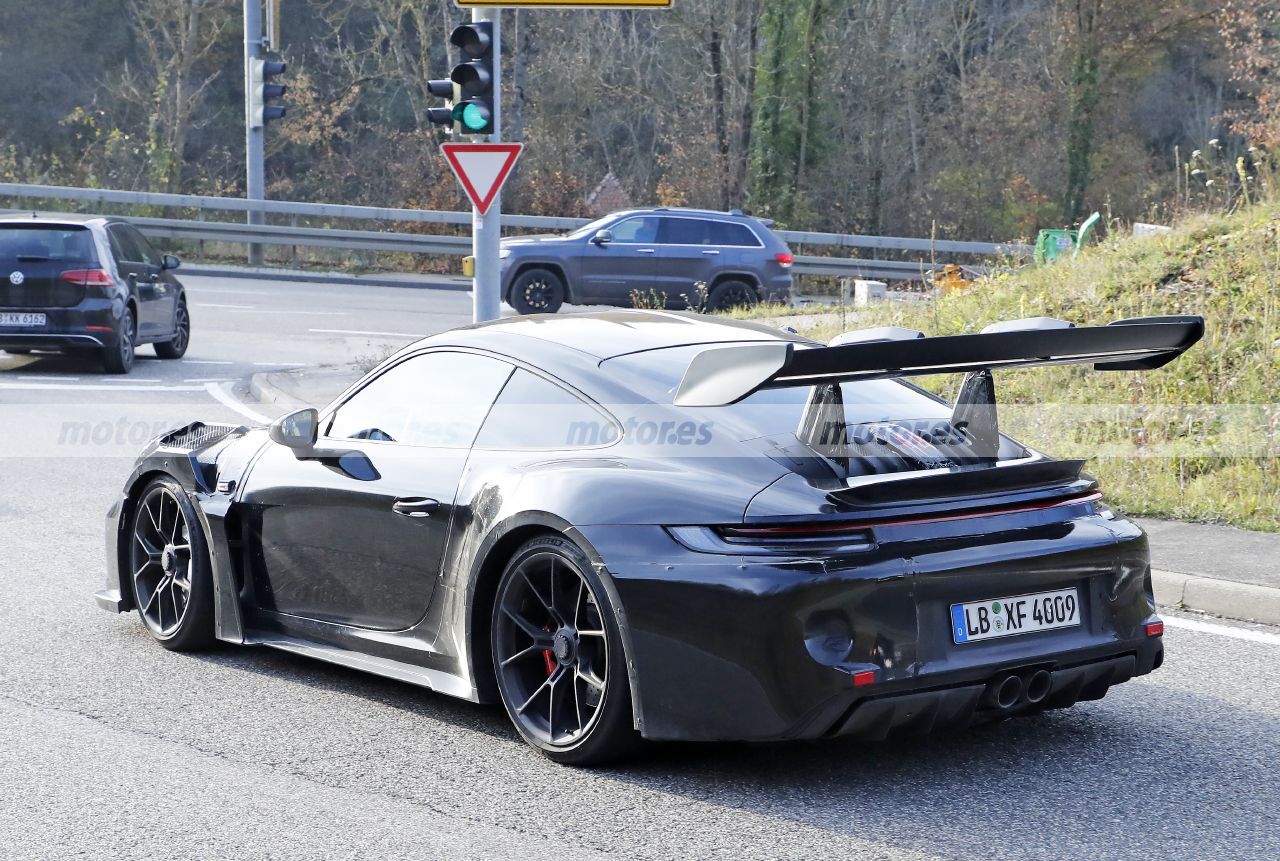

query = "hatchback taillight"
[[61, 268, 114, 288], [775, 253, 794, 268]]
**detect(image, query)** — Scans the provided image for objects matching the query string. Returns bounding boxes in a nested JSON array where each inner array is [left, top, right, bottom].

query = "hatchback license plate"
[[0, 313, 46, 327], [951, 588, 1080, 644]]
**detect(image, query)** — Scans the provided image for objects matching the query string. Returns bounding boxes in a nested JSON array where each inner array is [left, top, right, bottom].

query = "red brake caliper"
[[542, 626, 556, 677]]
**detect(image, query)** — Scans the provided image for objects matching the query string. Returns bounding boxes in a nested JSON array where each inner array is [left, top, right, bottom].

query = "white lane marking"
[[184, 378, 234, 384], [0, 382, 203, 392], [104, 377, 162, 383], [203, 382, 271, 424], [244, 309, 345, 316], [196, 303, 256, 310], [252, 362, 307, 367], [18, 375, 80, 382], [308, 328, 422, 338], [1164, 616, 1280, 646]]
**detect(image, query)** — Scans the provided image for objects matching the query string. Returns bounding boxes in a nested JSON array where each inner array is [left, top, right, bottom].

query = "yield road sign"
[[441, 142, 524, 216]]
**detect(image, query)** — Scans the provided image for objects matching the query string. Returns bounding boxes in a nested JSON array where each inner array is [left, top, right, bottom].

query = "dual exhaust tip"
[[982, 669, 1053, 711]]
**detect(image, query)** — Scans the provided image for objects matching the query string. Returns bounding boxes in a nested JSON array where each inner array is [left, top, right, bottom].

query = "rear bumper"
[[581, 512, 1160, 742], [0, 300, 119, 350]]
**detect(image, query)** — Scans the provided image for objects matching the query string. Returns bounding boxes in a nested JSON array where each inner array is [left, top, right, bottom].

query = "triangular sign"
[[441, 143, 524, 216]]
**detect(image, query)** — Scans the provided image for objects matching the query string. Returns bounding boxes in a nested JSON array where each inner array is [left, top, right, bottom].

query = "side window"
[[710, 221, 761, 247], [475, 370, 618, 450], [660, 217, 711, 245], [609, 217, 659, 244], [122, 225, 158, 266], [327, 352, 513, 448], [107, 226, 141, 264]]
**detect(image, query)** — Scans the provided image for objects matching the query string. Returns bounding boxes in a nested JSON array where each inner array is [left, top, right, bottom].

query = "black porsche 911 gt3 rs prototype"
[[97, 310, 1203, 765]]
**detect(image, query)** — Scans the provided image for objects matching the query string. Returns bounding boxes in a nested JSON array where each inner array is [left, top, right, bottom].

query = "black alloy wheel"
[[102, 306, 136, 374], [509, 268, 566, 315], [705, 279, 760, 313], [492, 535, 638, 765], [128, 478, 215, 650], [154, 298, 190, 359]]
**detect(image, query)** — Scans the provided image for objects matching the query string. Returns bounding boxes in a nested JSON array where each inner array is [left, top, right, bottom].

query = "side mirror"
[[592, 229, 613, 246], [270, 408, 319, 451], [161, 254, 181, 271]]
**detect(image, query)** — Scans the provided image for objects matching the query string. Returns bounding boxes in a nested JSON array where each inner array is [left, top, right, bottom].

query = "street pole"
[[244, 0, 265, 267], [471, 7, 502, 323]]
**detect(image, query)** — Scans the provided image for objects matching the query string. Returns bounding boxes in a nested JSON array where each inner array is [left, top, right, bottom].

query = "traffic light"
[[249, 58, 288, 129], [427, 22, 495, 137]]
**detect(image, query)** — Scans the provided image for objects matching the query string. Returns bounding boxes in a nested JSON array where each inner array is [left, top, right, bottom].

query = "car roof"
[[452, 309, 810, 361], [618, 207, 759, 221], [0, 213, 112, 229]]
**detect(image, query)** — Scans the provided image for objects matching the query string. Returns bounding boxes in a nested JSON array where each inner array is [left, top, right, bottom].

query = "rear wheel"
[[491, 535, 639, 765], [128, 477, 215, 651], [705, 279, 760, 313], [154, 297, 190, 359], [101, 307, 135, 374], [509, 268, 566, 315]]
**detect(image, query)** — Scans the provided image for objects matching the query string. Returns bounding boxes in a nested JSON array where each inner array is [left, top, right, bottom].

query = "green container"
[[1035, 229, 1076, 264]]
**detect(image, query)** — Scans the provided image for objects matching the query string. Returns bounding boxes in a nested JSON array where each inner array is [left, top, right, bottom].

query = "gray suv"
[[499, 208, 794, 315]]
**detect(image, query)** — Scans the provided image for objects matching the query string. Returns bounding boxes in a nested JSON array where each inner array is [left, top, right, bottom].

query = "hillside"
[[766, 203, 1280, 531]]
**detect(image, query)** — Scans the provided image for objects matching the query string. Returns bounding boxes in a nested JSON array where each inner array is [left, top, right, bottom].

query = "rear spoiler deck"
[[675, 316, 1204, 407]]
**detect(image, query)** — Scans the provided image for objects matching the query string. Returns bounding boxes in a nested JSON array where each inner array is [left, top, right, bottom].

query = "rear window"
[[0, 226, 96, 263], [604, 343, 952, 435], [709, 221, 762, 247]]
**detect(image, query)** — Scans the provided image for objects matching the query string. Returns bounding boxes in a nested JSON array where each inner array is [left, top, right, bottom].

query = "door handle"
[[702, 250, 720, 255], [393, 498, 440, 518], [637, 248, 656, 254]]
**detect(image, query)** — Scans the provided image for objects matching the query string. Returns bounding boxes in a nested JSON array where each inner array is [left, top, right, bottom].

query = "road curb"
[[1152, 568, 1280, 627], [248, 371, 292, 407]]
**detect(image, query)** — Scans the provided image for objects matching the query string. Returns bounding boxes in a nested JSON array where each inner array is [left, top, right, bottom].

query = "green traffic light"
[[460, 102, 490, 132]]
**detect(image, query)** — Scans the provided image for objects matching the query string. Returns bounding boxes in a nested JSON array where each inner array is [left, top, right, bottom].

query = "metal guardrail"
[[0, 182, 1030, 281]]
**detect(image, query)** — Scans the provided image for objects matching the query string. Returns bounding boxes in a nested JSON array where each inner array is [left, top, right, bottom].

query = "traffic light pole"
[[471, 7, 502, 324], [244, 0, 265, 267]]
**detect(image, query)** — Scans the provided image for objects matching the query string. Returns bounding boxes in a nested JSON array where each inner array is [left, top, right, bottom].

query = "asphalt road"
[[2, 275, 1278, 860]]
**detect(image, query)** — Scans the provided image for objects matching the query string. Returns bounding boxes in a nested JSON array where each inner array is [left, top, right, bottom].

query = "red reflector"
[[852, 670, 876, 687], [86, 325, 114, 332], [61, 268, 113, 288], [775, 252, 794, 268], [1145, 622, 1164, 637]]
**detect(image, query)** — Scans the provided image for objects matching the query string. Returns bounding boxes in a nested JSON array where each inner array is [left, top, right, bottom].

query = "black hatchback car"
[[0, 215, 191, 373]]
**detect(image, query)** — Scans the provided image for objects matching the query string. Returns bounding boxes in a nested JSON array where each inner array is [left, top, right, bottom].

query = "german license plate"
[[951, 588, 1080, 644], [0, 313, 45, 327]]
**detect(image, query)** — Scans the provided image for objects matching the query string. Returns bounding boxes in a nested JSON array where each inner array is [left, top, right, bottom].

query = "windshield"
[[563, 214, 624, 241]]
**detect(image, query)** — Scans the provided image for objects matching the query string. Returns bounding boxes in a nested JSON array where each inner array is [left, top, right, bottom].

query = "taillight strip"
[[723, 490, 1102, 538]]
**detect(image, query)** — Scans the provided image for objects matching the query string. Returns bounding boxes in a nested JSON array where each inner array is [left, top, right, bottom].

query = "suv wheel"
[[705, 280, 759, 313], [510, 268, 566, 315]]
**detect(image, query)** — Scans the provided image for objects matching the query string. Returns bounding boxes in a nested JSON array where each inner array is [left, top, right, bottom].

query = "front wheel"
[[491, 535, 639, 765], [509, 268, 566, 315], [154, 298, 190, 359], [128, 477, 216, 651]]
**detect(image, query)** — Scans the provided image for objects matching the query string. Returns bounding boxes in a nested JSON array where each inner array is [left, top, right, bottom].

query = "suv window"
[[709, 221, 762, 247], [327, 352, 513, 448], [659, 217, 711, 246], [476, 369, 617, 450], [609, 217, 659, 244]]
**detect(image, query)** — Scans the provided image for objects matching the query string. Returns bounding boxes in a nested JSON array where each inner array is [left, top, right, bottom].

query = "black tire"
[[491, 534, 640, 766], [101, 306, 136, 374], [153, 297, 190, 359], [127, 476, 216, 651], [509, 268, 566, 315], [704, 279, 760, 313]]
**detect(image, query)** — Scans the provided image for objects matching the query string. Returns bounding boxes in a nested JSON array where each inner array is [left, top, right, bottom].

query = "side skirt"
[[249, 634, 481, 703]]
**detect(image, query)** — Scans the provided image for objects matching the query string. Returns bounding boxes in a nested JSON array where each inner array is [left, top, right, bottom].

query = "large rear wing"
[[674, 315, 1204, 407]]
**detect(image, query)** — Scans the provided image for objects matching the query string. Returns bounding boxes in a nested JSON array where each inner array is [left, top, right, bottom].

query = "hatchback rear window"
[[0, 226, 96, 263]]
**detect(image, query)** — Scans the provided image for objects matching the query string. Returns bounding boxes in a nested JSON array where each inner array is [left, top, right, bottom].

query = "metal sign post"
[[468, 7, 502, 323], [244, 0, 265, 266]]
